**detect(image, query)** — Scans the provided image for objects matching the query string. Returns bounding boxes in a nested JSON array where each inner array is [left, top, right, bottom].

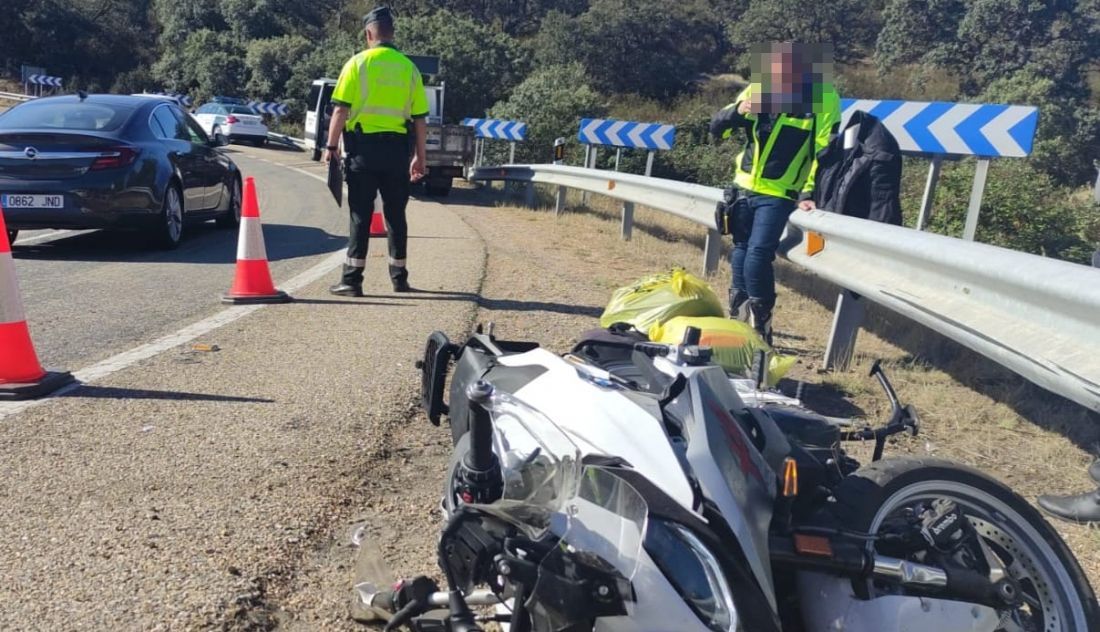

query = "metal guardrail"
[[0, 91, 34, 103], [472, 164, 1100, 414]]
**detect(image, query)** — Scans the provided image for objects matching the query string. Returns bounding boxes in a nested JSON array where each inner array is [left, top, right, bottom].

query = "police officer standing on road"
[[324, 6, 428, 295], [710, 43, 841, 344]]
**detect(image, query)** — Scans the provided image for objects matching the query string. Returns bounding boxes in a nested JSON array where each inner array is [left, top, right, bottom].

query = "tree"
[[396, 11, 531, 122], [726, 0, 881, 70], [534, 0, 727, 101], [488, 63, 606, 163], [339, 0, 589, 36], [245, 35, 313, 100], [875, 0, 966, 73], [153, 29, 247, 99]]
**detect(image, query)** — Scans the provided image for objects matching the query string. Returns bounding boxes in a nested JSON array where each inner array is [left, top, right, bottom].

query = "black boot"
[[729, 289, 750, 321], [390, 265, 410, 293], [1037, 489, 1100, 524], [329, 282, 363, 297], [748, 298, 774, 346]]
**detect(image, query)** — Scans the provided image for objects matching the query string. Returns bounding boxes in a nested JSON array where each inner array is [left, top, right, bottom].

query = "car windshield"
[[0, 102, 134, 132], [226, 105, 256, 115]]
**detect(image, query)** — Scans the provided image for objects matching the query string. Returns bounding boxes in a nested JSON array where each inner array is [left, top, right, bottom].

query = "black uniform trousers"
[[342, 133, 410, 286]]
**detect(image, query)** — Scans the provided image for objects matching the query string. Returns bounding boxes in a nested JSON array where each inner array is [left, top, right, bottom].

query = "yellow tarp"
[[649, 316, 796, 386], [599, 268, 724, 332]]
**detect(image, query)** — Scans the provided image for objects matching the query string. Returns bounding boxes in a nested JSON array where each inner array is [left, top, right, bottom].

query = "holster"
[[715, 187, 744, 236]]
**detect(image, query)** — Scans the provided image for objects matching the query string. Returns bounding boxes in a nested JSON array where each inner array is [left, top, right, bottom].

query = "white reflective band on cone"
[[388, 258, 406, 267], [236, 217, 268, 261], [0, 253, 27, 324], [346, 257, 366, 268]]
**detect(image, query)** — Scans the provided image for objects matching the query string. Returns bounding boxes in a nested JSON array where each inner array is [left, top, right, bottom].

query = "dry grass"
[[459, 183, 1100, 588]]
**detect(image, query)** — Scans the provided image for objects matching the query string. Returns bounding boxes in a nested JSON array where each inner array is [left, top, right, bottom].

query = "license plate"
[[1, 194, 63, 209]]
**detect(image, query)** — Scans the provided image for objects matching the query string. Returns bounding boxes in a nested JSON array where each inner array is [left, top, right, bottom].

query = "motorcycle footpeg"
[[351, 581, 395, 623]]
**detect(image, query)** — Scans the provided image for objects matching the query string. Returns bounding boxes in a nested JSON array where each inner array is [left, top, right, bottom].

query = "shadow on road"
[[61, 384, 275, 403], [12, 222, 344, 265], [362, 288, 603, 317], [291, 298, 411, 307]]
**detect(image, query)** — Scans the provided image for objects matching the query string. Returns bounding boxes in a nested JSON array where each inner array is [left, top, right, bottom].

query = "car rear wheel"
[[5, 229, 17, 246], [151, 184, 184, 249], [216, 178, 242, 229]]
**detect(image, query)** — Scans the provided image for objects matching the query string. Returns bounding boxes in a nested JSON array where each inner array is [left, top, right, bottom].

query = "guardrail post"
[[823, 290, 865, 371], [621, 202, 634, 240], [916, 156, 942, 231], [524, 182, 536, 209], [963, 159, 990, 241], [581, 146, 592, 205], [555, 186, 566, 216], [703, 229, 722, 275]]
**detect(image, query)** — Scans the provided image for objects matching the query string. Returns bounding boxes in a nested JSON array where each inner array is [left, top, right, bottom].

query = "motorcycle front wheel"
[[832, 458, 1100, 632]]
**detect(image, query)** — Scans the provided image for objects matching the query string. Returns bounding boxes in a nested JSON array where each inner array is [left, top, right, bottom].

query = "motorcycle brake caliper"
[[919, 499, 1022, 608], [919, 499, 969, 552]]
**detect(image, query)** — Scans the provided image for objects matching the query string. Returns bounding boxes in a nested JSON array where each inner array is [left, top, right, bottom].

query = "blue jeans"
[[729, 193, 796, 306]]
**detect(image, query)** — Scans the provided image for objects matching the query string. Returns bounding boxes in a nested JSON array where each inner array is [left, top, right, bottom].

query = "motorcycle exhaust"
[[871, 555, 948, 588]]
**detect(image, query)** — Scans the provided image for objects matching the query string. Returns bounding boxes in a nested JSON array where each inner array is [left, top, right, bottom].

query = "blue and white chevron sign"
[[28, 74, 62, 88], [248, 101, 290, 116], [840, 99, 1038, 158], [151, 92, 192, 107], [462, 118, 527, 141], [577, 118, 676, 151]]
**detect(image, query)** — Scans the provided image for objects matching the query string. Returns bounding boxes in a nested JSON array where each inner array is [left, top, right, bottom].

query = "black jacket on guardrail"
[[813, 110, 903, 225]]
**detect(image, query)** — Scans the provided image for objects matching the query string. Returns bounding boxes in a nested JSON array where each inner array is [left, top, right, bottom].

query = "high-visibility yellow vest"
[[331, 43, 429, 134], [716, 83, 841, 200]]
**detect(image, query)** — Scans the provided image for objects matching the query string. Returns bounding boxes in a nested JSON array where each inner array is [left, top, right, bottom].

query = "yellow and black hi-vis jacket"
[[710, 83, 841, 201]]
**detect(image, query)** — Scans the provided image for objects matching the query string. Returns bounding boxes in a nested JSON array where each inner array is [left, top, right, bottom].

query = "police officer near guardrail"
[[324, 6, 428, 295], [710, 42, 841, 344]]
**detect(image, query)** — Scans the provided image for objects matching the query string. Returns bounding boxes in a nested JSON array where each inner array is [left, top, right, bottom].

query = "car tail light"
[[89, 147, 139, 171], [226, 115, 239, 124]]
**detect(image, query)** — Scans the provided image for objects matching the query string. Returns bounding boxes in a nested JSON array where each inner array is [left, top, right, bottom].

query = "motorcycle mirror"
[[681, 326, 702, 346]]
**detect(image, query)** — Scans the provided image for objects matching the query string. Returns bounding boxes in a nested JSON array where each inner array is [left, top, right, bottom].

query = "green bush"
[[488, 64, 606, 164], [398, 11, 531, 123], [924, 159, 1096, 263]]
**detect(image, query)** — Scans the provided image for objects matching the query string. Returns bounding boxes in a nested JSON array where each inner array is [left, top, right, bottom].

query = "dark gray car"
[[0, 94, 242, 249]]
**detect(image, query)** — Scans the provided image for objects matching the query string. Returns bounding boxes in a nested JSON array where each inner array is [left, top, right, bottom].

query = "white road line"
[[13, 229, 81, 246], [0, 155, 346, 420]]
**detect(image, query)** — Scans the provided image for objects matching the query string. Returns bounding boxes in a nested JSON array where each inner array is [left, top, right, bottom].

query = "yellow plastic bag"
[[649, 316, 797, 386], [599, 268, 725, 332]]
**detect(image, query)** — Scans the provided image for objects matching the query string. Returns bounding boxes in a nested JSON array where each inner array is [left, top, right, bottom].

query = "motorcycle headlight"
[[645, 519, 738, 632]]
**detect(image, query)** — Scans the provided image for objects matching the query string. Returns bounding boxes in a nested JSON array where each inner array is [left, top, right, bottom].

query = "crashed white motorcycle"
[[354, 325, 1098, 632]]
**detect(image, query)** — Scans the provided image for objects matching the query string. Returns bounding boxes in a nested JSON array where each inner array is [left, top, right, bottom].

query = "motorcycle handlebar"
[[465, 381, 496, 472]]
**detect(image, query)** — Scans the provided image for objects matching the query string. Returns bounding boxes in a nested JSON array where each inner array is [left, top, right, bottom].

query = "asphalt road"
[[11, 145, 348, 372], [0, 141, 486, 630]]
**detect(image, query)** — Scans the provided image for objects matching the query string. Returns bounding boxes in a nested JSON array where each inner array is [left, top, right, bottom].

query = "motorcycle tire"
[[831, 457, 1100, 631]]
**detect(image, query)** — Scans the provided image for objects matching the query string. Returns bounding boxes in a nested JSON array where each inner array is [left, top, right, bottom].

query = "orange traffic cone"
[[221, 177, 292, 304], [0, 205, 74, 399], [369, 192, 387, 237]]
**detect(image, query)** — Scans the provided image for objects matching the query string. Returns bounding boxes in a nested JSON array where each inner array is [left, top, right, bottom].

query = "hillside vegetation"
[[3, 0, 1099, 260]]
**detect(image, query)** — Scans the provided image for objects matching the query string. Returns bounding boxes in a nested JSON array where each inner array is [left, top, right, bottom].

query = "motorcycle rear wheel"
[[832, 458, 1100, 632]]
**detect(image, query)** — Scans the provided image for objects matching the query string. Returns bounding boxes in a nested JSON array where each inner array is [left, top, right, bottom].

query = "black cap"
[[363, 6, 394, 27]]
